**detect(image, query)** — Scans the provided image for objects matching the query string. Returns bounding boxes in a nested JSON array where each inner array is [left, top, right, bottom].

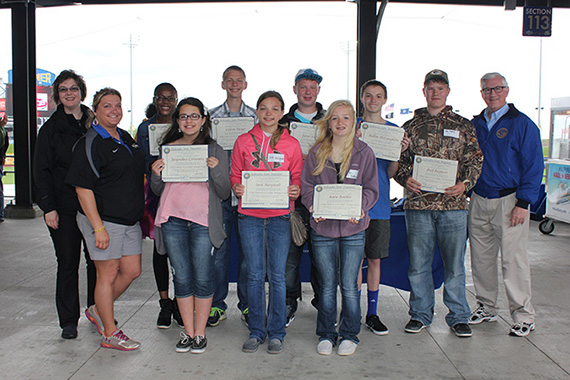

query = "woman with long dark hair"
[[151, 97, 230, 353]]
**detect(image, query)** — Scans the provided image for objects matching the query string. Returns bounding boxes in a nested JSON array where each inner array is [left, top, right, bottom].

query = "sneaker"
[[191, 335, 208, 354], [172, 298, 184, 327], [285, 304, 296, 328], [85, 305, 104, 335], [509, 322, 535, 337], [207, 307, 227, 327], [157, 298, 173, 329], [242, 337, 262, 353], [61, 325, 78, 339], [175, 332, 192, 353], [404, 319, 427, 333], [317, 339, 333, 355], [267, 338, 284, 354], [241, 308, 249, 327], [101, 329, 140, 351], [337, 340, 357, 356], [469, 303, 498, 325], [366, 314, 389, 335], [451, 323, 473, 338]]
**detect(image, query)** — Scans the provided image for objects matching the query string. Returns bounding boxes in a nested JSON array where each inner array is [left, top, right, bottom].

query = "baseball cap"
[[295, 68, 323, 84], [424, 69, 449, 85]]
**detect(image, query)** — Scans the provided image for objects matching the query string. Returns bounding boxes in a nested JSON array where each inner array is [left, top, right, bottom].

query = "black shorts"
[[364, 219, 390, 259]]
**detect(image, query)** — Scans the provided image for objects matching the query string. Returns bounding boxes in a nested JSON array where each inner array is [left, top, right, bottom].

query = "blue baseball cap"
[[295, 68, 323, 84]]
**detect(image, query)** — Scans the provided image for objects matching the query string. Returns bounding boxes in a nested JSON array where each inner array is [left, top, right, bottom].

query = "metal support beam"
[[356, 0, 378, 115], [6, 1, 40, 218]]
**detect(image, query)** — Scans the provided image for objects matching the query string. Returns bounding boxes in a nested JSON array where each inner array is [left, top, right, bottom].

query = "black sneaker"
[[451, 323, 473, 338], [175, 332, 192, 353], [172, 298, 184, 327], [404, 319, 427, 333], [157, 298, 173, 329], [285, 304, 296, 327], [366, 314, 389, 335], [207, 307, 226, 327], [61, 325, 78, 339], [191, 335, 207, 354]]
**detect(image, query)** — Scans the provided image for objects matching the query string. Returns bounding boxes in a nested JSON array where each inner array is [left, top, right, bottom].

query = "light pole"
[[124, 34, 138, 130]]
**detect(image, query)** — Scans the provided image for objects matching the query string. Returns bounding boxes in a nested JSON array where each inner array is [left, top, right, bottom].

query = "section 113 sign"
[[523, 6, 552, 37]]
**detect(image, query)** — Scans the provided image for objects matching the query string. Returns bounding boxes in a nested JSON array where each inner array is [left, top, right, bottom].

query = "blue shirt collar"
[[483, 103, 509, 131], [92, 123, 132, 154]]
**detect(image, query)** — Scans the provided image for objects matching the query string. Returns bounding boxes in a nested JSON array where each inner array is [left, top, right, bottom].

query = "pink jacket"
[[231, 124, 303, 218]]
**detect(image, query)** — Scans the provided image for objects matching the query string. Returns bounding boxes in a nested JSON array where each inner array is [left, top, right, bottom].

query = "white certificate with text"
[[148, 124, 170, 156], [289, 122, 318, 154], [412, 156, 458, 193], [313, 184, 362, 220], [241, 171, 290, 209], [161, 145, 209, 182], [359, 122, 404, 161], [211, 117, 255, 150]]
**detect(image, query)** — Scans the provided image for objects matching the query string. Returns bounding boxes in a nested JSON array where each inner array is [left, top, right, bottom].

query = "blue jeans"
[[212, 198, 248, 312], [311, 230, 365, 344], [161, 217, 214, 299], [405, 210, 470, 327], [238, 213, 290, 342]]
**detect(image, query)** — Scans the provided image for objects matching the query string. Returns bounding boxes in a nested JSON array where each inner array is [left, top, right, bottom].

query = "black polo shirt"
[[66, 126, 145, 226]]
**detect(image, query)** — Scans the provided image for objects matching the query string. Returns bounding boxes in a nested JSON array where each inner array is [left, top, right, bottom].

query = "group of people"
[[31, 65, 543, 357]]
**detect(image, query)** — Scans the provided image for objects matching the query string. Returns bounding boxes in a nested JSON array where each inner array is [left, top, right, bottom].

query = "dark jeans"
[[212, 198, 248, 311], [48, 212, 96, 328], [153, 242, 169, 293], [285, 200, 320, 310]]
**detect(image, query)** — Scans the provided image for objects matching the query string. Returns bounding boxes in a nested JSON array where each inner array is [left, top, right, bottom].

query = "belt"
[[474, 187, 516, 199]]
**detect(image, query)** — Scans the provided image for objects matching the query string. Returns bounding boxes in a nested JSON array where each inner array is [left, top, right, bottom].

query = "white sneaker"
[[317, 339, 333, 355], [337, 340, 357, 356]]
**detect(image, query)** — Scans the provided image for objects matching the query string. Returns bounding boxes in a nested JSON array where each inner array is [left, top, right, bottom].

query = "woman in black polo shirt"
[[66, 88, 145, 351]]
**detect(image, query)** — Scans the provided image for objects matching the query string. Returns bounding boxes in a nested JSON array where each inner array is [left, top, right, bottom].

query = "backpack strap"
[[73, 128, 100, 179]]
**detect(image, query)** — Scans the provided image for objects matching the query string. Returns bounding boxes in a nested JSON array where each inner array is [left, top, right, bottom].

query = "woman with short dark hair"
[[33, 69, 95, 340]]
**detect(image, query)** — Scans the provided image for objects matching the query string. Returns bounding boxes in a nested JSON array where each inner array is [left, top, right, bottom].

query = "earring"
[[200, 127, 204, 132], [93, 118, 99, 126], [178, 128, 183, 134]]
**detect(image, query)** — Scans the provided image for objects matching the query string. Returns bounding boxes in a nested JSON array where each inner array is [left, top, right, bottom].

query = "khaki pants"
[[468, 192, 535, 323]]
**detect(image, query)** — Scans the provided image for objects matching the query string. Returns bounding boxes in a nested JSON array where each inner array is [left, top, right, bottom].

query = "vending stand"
[[539, 97, 570, 234]]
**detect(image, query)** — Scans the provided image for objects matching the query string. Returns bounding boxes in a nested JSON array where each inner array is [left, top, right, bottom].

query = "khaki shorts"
[[364, 219, 390, 259], [77, 212, 142, 261]]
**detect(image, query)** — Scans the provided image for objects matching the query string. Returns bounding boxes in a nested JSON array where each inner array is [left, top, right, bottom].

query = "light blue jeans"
[[405, 210, 470, 327], [161, 217, 214, 299], [238, 213, 290, 342], [311, 230, 365, 344]]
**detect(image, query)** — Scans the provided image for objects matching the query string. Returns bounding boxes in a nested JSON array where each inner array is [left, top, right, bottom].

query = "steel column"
[[356, 0, 378, 115]]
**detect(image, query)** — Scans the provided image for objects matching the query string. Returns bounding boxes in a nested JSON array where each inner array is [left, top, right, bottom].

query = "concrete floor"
[[0, 216, 569, 380]]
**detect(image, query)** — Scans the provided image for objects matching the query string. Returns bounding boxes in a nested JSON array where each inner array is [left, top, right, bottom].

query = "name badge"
[[268, 153, 285, 163], [346, 169, 359, 179], [444, 129, 460, 138]]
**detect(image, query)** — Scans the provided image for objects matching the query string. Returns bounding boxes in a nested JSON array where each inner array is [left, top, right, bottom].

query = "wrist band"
[[93, 226, 106, 233]]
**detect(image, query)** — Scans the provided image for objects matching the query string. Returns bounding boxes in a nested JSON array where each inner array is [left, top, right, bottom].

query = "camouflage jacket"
[[395, 106, 483, 210]]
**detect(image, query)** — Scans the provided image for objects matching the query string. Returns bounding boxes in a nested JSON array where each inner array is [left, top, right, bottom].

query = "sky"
[[1, 1, 570, 138]]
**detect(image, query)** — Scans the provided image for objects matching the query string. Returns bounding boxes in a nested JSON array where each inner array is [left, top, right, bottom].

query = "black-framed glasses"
[[58, 86, 80, 93], [154, 95, 177, 103], [178, 113, 202, 121], [482, 86, 507, 95]]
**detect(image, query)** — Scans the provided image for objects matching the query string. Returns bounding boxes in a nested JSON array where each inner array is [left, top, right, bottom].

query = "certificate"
[[359, 122, 404, 161], [290, 122, 318, 154], [148, 124, 170, 156], [313, 184, 362, 220], [241, 171, 290, 209], [412, 156, 458, 193], [211, 117, 255, 150], [161, 145, 209, 182]]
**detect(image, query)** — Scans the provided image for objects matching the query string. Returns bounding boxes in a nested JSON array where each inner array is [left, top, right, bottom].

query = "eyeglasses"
[[154, 96, 177, 103], [482, 86, 507, 95], [58, 86, 80, 93], [178, 113, 202, 121]]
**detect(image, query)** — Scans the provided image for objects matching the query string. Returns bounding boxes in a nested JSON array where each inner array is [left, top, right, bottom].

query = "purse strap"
[[250, 133, 272, 171]]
